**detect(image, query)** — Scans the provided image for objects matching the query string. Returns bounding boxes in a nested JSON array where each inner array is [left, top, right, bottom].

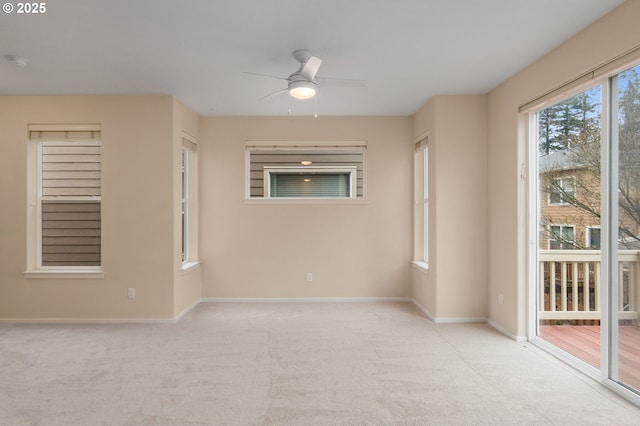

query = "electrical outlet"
[[498, 292, 503, 305], [306, 272, 313, 282], [128, 288, 136, 299]]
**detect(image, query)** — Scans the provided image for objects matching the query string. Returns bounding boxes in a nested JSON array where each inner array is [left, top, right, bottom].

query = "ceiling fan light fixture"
[[289, 80, 316, 100]]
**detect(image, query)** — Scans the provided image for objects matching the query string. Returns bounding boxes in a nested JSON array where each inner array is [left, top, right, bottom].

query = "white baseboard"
[[410, 299, 486, 324], [488, 320, 527, 342], [0, 317, 177, 324], [410, 298, 436, 321], [200, 297, 412, 303], [0, 298, 204, 325], [433, 317, 487, 324], [0, 299, 522, 336], [174, 298, 202, 322]]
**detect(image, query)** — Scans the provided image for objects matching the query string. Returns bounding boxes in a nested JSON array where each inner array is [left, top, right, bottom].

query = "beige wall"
[[0, 96, 191, 320], [1, 2, 636, 325], [486, 0, 640, 337], [412, 95, 488, 320], [199, 116, 413, 299]]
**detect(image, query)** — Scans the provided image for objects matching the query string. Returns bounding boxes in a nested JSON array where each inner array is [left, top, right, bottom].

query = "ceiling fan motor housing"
[[292, 49, 313, 64]]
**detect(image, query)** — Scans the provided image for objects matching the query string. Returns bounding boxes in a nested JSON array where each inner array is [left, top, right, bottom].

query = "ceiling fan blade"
[[299, 56, 322, 81], [242, 72, 289, 82], [316, 77, 366, 88], [260, 88, 289, 102]]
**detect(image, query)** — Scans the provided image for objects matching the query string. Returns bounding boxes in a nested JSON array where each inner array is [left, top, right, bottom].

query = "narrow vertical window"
[[181, 134, 198, 269], [414, 136, 428, 265], [181, 147, 189, 263], [422, 146, 429, 263]]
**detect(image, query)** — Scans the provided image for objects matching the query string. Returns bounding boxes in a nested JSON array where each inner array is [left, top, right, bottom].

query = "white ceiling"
[[0, 0, 625, 116]]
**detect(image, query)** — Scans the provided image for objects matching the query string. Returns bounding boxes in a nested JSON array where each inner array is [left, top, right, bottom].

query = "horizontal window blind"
[[29, 124, 101, 142], [30, 130, 101, 141], [182, 138, 197, 152], [415, 136, 428, 151]]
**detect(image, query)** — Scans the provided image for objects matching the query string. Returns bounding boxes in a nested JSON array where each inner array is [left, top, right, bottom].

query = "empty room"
[[2, 0, 640, 424]]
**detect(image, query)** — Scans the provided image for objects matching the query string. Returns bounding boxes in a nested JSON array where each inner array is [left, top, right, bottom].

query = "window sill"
[[411, 261, 429, 272], [244, 198, 369, 205], [181, 261, 201, 274], [23, 269, 104, 279]]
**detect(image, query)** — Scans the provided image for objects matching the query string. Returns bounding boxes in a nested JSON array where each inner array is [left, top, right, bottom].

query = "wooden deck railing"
[[539, 250, 640, 321]]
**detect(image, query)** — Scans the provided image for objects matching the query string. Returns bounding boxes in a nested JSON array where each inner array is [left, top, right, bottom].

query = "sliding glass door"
[[533, 62, 640, 397], [611, 64, 640, 392]]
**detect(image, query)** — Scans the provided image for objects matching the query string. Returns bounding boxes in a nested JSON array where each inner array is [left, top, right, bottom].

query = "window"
[[246, 140, 366, 200], [181, 147, 189, 262], [548, 176, 576, 205], [586, 226, 601, 249], [26, 125, 102, 275], [548, 225, 575, 250], [265, 166, 357, 198], [181, 135, 198, 268], [413, 136, 428, 264]]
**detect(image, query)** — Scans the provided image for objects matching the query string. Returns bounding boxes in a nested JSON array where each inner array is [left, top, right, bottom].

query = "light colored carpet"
[[1, 302, 640, 425]]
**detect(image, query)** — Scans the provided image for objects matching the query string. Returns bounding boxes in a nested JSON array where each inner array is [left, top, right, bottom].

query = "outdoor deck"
[[540, 325, 640, 390]]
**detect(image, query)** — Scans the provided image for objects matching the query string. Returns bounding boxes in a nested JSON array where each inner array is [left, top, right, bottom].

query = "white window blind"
[[182, 137, 197, 153], [415, 136, 428, 151]]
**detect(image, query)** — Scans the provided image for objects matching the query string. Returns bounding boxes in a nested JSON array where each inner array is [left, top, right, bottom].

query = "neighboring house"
[[539, 149, 601, 250], [539, 149, 640, 250]]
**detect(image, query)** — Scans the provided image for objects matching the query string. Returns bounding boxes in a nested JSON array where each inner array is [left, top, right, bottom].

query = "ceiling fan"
[[243, 50, 366, 102]]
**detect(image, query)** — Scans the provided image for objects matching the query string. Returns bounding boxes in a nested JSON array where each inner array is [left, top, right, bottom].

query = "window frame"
[[263, 165, 357, 199], [24, 125, 103, 278], [413, 136, 428, 268], [548, 176, 576, 206], [181, 147, 189, 263], [180, 134, 199, 272], [548, 224, 576, 250], [586, 225, 601, 249]]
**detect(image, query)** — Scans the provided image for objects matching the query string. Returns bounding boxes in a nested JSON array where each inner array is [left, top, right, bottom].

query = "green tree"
[[538, 91, 599, 155], [617, 68, 640, 247]]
